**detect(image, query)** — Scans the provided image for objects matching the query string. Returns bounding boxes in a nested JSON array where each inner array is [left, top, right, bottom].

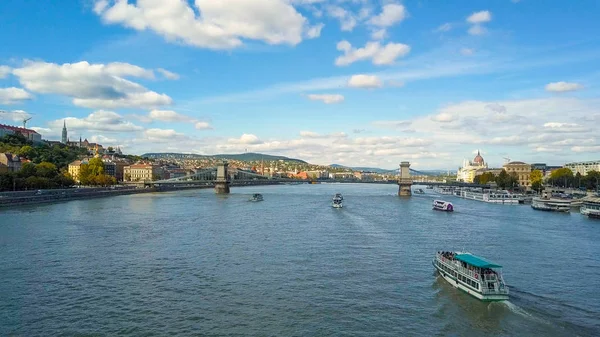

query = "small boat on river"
[[414, 188, 425, 194], [332, 194, 343, 208], [433, 251, 509, 302], [249, 193, 264, 202], [433, 200, 453, 212]]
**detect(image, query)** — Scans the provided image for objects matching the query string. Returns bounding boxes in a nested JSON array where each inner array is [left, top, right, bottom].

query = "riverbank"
[[0, 185, 211, 208], [0, 182, 286, 208]]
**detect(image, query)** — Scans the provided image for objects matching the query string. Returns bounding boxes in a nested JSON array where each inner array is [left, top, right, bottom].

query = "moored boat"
[[414, 188, 425, 194], [249, 193, 264, 202], [531, 197, 570, 212], [433, 251, 509, 302], [433, 200, 453, 212], [580, 196, 600, 219]]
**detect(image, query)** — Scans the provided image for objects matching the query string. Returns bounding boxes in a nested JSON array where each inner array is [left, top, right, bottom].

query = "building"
[[457, 150, 488, 183], [0, 124, 42, 143], [124, 163, 162, 181], [0, 153, 22, 172], [531, 163, 562, 177], [503, 161, 532, 189], [68, 159, 89, 182], [61, 120, 68, 144], [565, 160, 600, 176], [354, 171, 376, 181], [103, 160, 116, 178]]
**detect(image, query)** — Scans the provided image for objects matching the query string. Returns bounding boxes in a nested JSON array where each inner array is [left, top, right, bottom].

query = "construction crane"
[[503, 156, 511, 163], [23, 117, 32, 128]]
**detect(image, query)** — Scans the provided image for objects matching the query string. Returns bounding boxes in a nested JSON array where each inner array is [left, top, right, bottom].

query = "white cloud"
[[326, 5, 358, 31], [431, 112, 457, 123], [0, 109, 31, 123], [460, 48, 475, 56], [571, 145, 600, 153], [467, 11, 492, 24], [12, 60, 172, 109], [157, 68, 180, 80], [93, 0, 321, 49], [89, 134, 119, 144], [144, 128, 188, 142], [306, 94, 345, 104], [299, 131, 347, 138], [48, 110, 144, 132], [368, 3, 407, 27], [335, 40, 410, 66], [371, 120, 412, 129], [348, 74, 383, 89], [434, 23, 452, 32], [545, 81, 584, 92], [542, 122, 590, 133], [0, 87, 34, 104], [195, 121, 213, 130], [0, 66, 11, 79], [371, 29, 387, 40], [228, 133, 263, 145], [148, 110, 190, 122], [468, 25, 487, 36]]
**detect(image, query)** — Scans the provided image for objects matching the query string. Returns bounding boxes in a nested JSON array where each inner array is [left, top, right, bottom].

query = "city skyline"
[[1, 1, 599, 169]]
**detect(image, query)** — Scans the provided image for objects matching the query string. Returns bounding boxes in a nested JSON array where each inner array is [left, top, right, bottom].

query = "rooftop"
[[454, 253, 502, 269]]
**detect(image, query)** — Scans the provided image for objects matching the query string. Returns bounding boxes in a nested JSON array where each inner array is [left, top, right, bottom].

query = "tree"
[[530, 170, 543, 184], [35, 162, 58, 178], [495, 170, 509, 189], [479, 172, 496, 185], [549, 168, 574, 187], [508, 172, 519, 190], [88, 158, 105, 176], [107, 146, 114, 152], [18, 162, 37, 178], [18, 145, 37, 159]]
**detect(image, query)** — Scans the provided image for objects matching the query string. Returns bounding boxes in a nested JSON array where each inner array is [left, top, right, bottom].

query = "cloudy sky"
[[0, 0, 599, 169]]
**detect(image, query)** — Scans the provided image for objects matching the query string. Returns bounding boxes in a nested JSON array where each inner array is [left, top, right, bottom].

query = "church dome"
[[473, 150, 484, 164]]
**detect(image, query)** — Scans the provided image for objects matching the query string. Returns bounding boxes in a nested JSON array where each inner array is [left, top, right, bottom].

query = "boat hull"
[[432, 260, 508, 302], [332, 203, 343, 208]]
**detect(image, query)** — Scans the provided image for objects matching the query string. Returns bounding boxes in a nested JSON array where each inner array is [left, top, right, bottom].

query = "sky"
[[0, 0, 599, 170]]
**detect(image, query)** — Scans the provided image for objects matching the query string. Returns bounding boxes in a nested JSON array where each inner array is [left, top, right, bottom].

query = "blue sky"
[[0, 0, 599, 169]]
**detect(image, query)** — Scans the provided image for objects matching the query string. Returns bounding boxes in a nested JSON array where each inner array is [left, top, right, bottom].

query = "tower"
[[398, 161, 412, 197], [214, 161, 231, 194], [61, 120, 68, 144]]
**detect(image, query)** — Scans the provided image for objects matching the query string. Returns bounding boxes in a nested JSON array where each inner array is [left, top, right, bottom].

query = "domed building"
[[457, 150, 488, 183]]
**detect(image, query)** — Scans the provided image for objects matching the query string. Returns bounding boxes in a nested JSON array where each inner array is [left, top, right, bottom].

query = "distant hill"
[[329, 164, 445, 176], [142, 152, 307, 163]]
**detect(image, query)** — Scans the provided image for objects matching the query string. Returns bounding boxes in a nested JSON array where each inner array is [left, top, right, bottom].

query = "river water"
[[1, 184, 599, 336]]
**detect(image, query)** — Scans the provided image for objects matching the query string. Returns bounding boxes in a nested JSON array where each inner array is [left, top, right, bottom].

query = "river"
[[1, 184, 599, 336]]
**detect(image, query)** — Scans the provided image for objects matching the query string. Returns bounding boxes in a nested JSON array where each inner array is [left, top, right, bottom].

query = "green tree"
[[532, 180, 543, 192], [530, 170, 543, 184], [508, 172, 519, 189], [18, 162, 37, 178], [479, 172, 496, 184], [88, 158, 105, 176], [35, 162, 58, 178], [495, 170, 509, 189], [18, 145, 37, 159], [549, 168, 574, 187]]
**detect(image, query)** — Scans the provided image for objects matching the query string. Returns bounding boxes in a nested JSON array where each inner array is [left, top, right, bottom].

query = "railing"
[[481, 284, 509, 295]]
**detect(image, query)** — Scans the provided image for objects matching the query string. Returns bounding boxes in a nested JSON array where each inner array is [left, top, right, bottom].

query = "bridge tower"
[[215, 161, 231, 194], [398, 161, 412, 196]]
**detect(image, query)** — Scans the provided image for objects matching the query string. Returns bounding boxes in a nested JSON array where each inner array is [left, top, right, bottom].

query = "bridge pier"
[[398, 161, 412, 197], [215, 161, 231, 194]]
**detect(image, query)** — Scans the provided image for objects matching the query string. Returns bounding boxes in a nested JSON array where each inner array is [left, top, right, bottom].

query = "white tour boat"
[[433, 251, 509, 302], [531, 197, 571, 212], [433, 200, 454, 212], [249, 193, 264, 202], [458, 188, 522, 204], [332, 194, 343, 208], [580, 196, 600, 219]]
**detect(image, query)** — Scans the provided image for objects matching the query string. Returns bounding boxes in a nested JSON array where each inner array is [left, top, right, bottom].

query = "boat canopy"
[[454, 253, 502, 269]]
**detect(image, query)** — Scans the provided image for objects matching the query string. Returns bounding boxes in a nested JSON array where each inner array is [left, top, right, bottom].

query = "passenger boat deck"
[[433, 251, 509, 301]]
